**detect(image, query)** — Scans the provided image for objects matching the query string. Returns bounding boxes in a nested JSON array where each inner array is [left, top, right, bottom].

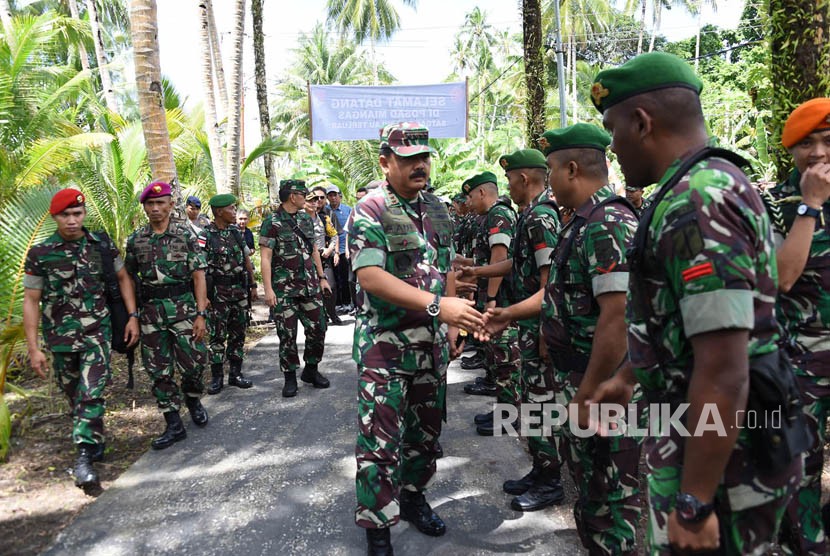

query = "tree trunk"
[[224, 0, 245, 197], [206, 0, 228, 119], [198, 0, 226, 192], [128, 0, 180, 203], [522, 0, 545, 146], [0, 0, 11, 30], [637, 0, 646, 55], [570, 38, 578, 124], [649, 1, 661, 52], [694, 1, 702, 72], [769, 0, 830, 180], [251, 0, 277, 200], [87, 0, 118, 112], [67, 0, 91, 72]]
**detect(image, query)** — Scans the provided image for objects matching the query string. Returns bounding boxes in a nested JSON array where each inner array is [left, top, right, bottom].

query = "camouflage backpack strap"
[[628, 146, 750, 369]]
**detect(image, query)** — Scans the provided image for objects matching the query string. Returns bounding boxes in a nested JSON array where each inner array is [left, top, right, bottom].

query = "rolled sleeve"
[[352, 247, 386, 271], [534, 248, 553, 268], [489, 233, 511, 248], [680, 289, 754, 336], [113, 255, 125, 273], [23, 273, 43, 289], [259, 235, 275, 249], [592, 271, 629, 296]]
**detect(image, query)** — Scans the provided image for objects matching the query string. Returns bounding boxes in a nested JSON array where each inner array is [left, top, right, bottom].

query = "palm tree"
[[251, 0, 277, 200], [66, 0, 91, 71], [326, 0, 418, 83], [198, 0, 225, 193], [206, 0, 227, 117], [128, 0, 179, 200], [769, 0, 830, 180], [86, 0, 118, 111], [523, 0, 545, 145], [224, 0, 245, 197], [0, 0, 12, 29]]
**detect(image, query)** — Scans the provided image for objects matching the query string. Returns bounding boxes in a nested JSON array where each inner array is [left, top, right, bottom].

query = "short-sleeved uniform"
[[763, 168, 830, 555], [201, 222, 250, 367], [542, 186, 642, 555], [628, 157, 801, 555], [24, 230, 120, 446], [125, 221, 207, 412], [348, 185, 454, 529], [259, 206, 326, 374], [473, 199, 520, 406], [512, 190, 563, 474]]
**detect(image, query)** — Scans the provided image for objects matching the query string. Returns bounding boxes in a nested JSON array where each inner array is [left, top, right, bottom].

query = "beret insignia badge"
[[537, 136, 550, 150], [500, 158, 509, 169], [152, 184, 162, 193], [591, 83, 610, 106]]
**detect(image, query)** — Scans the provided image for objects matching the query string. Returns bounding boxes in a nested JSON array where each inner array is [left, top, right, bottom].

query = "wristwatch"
[[128, 311, 140, 319], [675, 492, 715, 523], [486, 294, 498, 303], [796, 203, 822, 219], [196, 310, 208, 318], [426, 294, 441, 317]]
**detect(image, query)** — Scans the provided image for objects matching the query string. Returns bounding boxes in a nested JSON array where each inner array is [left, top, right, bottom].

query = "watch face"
[[798, 204, 807, 215], [427, 304, 439, 317]]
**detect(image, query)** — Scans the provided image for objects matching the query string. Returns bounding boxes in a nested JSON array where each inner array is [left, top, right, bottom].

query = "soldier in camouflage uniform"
[[461, 149, 566, 511], [589, 52, 802, 555], [260, 179, 331, 398], [624, 184, 650, 218], [350, 122, 483, 555], [24, 189, 139, 493], [202, 193, 256, 395], [125, 181, 210, 450], [762, 98, 830, 556], [458, 171, 521, 430]]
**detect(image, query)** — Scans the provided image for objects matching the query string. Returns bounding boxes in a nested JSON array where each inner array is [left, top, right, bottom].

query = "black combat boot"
[[300, 363, 330, 388], [282, 371, 298, 397], [185, 396, 209, 427], [510, 471, 565, 512], [474, 410, 494, 425], [151, 411, 187, 450], [476, 414, 518, 436], [74, 443, 100, 494], [207, 363, 224, 395], [399, 490, 446, 537], [503, 465, 540, 495], [227, 360, 253, 389], [464, 378, 497, 396], [365, 527, 394, 556], [91, 442, 105, 462], [433, 440, 444, 459]]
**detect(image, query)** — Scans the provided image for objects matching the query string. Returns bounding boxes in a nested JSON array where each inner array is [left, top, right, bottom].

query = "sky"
[[156, 0, 747, 151]]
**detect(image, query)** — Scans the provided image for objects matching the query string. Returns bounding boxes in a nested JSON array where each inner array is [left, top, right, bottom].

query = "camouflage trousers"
[[208, 296, 248, 366], [519, 323, 561, 475], [52, 340, 111, 446], [355, 363, 446, 528], [486, 323, 520, 406], [140, 317, 206, 412], [271, 294, 326, 374], [645, 418, 801, 555], [780, 370, 830, 555], [555, 368, 642, 555]]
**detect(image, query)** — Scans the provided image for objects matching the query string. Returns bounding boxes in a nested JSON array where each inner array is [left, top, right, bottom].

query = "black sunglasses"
[[315, 196, 325, 200]]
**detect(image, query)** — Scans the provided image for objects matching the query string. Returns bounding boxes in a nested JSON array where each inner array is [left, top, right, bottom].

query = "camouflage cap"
[[209, 193, 237, 208], [537, 123, 611, 156], [498, 149, 548, 172], [279, 179, 308, 194], [462, 171, 497, 195], [590, 52, 703, 113], [379, 122, 435, 157]]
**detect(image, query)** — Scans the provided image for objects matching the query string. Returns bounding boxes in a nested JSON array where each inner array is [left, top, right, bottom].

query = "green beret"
[[498, 149, 548, 172], [590, 52, 703, 113], [209, 193, 238, 208], [462, 171, 497, 195], [537, 124, 611, 156], [279, 179, 308, 194]]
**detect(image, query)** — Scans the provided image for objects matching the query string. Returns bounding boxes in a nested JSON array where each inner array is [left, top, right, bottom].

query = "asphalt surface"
[[44, 318, 582, 556]]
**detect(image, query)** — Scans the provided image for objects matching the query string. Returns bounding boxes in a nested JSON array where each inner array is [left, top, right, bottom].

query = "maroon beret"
[[140, 181, 173, 203]]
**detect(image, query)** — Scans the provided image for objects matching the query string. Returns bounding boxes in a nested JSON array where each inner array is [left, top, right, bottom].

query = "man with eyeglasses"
[[260, 180, 332, 397], [326, 184, 353, 312]]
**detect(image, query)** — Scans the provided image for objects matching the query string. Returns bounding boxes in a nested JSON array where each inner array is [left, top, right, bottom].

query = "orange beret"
[[49, 188, 85, 215], [782, 98, 830, 148]]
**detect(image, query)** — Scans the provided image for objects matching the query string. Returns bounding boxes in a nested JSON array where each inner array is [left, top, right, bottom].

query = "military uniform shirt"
[[200, 222, 250, 302], [542, 187, 636, 354], [24, 231, 121, 352], [124, 221, 206, 324], [259, 206, 319, 297], [512, 190, 561, 303], [473, 200, 516, 306], [348, 185, 454, 372], [764, 169, 830, 372], [628, 156, 780, 398]]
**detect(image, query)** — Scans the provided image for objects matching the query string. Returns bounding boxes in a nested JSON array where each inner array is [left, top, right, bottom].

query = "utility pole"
[[552, 0, 567, 126]]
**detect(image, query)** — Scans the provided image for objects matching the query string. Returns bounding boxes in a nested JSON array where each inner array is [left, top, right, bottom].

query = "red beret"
[[49, 188, 85, 215], [140, 181, 172, 203], [782, 98, 830, 148]]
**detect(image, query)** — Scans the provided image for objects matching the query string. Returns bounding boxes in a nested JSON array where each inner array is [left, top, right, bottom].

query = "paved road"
[[44, 320, 582, 555]]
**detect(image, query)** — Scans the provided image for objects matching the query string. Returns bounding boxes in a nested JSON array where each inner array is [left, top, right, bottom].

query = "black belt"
[[211, 274, 245, 286], [142, 282, 191, 300]]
